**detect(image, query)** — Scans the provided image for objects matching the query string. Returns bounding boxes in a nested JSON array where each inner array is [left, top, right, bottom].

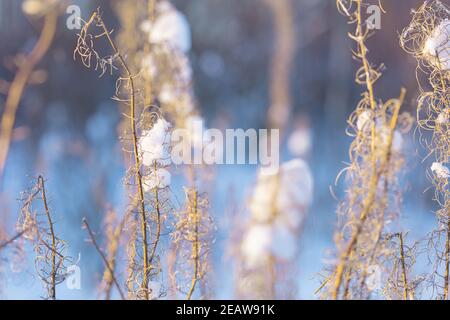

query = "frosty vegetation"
[[0, 0, 449, 301]]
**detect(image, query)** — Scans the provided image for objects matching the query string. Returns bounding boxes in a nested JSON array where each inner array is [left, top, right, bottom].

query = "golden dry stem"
[[186, 189, 199, 300], [74, 9, 152, 299], [38, 176, 56, 300], [396, 233, 409, 300], [0, 10, 58, 184], [171, 185, 213, 300], [326, 0, 410, 300], [331, 90, 406, 299], [16, 176, 69, 300]]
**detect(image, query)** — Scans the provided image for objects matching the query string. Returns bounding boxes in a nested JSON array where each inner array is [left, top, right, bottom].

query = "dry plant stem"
[[0, 78, 41, 95], [331, 0, 390, 299], [315, 275, 331, 295], [144, 0, 155, 106], [399, 3, 450, 299], [148, 162, 162, 274], [342, 255, 353, 300], [332, 89, 406, 299], [0, 229, 27, 251], [90, 12, 150, 299], [264, 0, 295, 130], [352, 179, 388, 297], [38, 176, 56, 300], [82, 218, 125, 300], [354, 0, 377, 169], [269, 255, 276, 298], [357, 197, 386, 295], [148, 0, 155, 21], [397, 233, 410, 300], [0, 12, 58, 184], [445, 218, 450, 300], [126, 199, 138, 298], [442, 75, 450, 301], [437, 59, 450, 300], [186, 189, 199, 300], [104, 217, 125, 300]]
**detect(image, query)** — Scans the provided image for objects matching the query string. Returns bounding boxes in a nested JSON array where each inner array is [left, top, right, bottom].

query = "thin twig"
[[397, 232, 410, 300], [82, 217, 126, 300], [38, 176, 56, 300], [104, 213, 126, 300], [0, 229, 27, 251], [444, 218, 450, 300], [186, 189, 199, 300]]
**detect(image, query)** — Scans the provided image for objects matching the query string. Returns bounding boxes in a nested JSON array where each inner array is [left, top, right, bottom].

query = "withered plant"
[[74, 9, 171, 299], [16, 176, 70, 300], [127, 0, 216, 299], [320, 0, 413, 300], [400, 0, 450, 299], [171, 187, 214, 300], [383, 233, 424, 300]]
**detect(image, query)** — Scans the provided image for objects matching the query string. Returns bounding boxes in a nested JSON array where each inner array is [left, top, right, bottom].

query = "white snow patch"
[[146, 1, 192, 53], [431, 162, 450, 179], [423, 19, 450, 70], [139, 118, 172, 167]]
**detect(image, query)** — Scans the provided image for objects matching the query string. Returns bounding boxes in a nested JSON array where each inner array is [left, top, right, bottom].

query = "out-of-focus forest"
[[0, 0, 448, 300]]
